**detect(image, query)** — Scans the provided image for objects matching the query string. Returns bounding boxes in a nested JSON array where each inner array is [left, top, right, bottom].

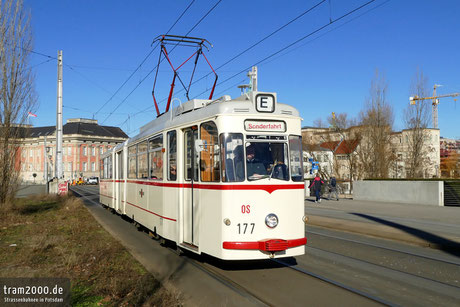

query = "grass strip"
[[0, 194, 181, 306]]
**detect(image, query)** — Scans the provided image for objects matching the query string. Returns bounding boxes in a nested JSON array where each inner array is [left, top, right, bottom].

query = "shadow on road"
[[352, 213, 460, 257], [195, 254, 298, 271]]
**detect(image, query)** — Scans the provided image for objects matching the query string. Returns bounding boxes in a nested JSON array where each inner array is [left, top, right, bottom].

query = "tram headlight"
[[265, 213, 278, 228], [303, 215, 308, 223], [223, 218, 231, 226]]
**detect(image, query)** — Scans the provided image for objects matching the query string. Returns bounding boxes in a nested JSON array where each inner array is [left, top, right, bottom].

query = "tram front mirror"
[[195, 139, 205, 152]]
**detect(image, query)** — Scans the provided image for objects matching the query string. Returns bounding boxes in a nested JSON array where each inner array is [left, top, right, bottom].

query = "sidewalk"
[[304, 197, 460, 254]]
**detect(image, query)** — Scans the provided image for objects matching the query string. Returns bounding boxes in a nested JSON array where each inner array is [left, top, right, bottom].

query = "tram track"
[[307, 229, 460, 290], [70, 186, 270, 306], [272, 258, 392, 306], [305, 245, 460, 293], [186, 252, 385, 306], [299, 228, 460, 306], [71, 185, 460, 306], [308, 229, 460, 267], [183, 258, 271, 306], [71, 185, 385, 306]]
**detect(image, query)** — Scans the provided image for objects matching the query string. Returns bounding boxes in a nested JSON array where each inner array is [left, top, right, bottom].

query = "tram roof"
[[125, 91, 300, 146]]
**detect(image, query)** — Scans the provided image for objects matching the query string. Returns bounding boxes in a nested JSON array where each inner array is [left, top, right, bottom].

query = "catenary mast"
[[55, 50, 63, 179]]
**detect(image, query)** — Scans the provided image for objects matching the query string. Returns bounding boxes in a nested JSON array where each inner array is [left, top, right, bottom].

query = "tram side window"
[[167, 131, 177, 181], [138, 141, 148, 179], [128, 145, 137, 179], [200, 122, 220, 182], [105, 158, 109, 179], [289, 135, 304, 182], [100, 159, 104, 179], [117, 152, 123, 179], [107, 156, 113, 179], [184, 128, 199, 181], [220, 133, 244, 182], [149, 135, 163, 180]]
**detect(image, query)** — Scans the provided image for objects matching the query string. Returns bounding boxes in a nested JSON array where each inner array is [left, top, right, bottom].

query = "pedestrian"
[[308, 174, 324, 203], [328, 176, 339, 201]]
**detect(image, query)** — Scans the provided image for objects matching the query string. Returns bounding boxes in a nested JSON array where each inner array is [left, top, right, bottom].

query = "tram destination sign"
[[244, 120, 286, 132]]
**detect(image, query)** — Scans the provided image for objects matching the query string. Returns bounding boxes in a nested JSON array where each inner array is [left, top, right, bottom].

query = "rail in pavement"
[[304, 197, 460, 255]]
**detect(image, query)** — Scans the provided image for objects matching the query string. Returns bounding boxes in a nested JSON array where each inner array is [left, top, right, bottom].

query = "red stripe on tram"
[[124, 201, 177, 222], [125, 180, 304, 194], [223, 237, 307, 251]]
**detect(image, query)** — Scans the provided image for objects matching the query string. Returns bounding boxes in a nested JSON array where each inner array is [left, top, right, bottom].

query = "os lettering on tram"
[[241, 205, 251, 214]]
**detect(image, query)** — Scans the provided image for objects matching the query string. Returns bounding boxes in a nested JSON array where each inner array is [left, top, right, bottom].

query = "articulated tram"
[[99, 90, 307, 260]]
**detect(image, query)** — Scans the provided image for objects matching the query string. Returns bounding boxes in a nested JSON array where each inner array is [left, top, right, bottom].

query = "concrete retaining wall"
[[354, 180, 444, 206], [15, 184, 47, 198]]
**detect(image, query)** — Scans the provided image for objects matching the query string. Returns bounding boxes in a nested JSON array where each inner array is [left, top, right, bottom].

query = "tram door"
[[183, 127, 199, 246], [115, 151, 122, 212]]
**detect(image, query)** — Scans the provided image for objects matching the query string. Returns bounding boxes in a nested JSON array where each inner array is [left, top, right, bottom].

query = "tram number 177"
[[237, 223, 255, 234]]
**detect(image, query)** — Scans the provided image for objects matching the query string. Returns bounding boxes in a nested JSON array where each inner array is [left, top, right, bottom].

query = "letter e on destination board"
[[255, 94, 275, 113]]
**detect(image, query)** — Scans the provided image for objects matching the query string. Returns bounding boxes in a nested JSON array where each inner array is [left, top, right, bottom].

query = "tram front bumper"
[[222, 237, 307, 252]]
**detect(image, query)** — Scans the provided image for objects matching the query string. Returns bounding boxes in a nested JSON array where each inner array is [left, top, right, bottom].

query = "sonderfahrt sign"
[[244, 120, 286, 132]]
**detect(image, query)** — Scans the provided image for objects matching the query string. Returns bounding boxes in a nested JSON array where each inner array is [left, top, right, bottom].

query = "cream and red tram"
[[99, 91, 307, 260]]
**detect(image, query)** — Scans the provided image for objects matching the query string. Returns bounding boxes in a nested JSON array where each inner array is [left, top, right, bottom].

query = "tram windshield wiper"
[[248, 174, 270, 181]]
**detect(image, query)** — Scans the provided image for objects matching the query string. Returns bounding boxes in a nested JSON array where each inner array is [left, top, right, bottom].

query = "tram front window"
[[245, 142, 289, 181], [220, 133, 245, 182]]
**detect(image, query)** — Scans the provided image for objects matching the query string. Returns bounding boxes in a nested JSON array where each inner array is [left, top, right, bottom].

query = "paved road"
[[71, 186, 460, 306], [305, 197, 460, 253]]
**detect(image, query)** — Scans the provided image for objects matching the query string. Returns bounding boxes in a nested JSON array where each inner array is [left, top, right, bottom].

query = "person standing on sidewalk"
[[328, 176, 339, 201], [309, 174, 324, 203]]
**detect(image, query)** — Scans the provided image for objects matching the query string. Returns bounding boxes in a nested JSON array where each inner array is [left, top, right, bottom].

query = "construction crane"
[[409, 84, 459, 129]]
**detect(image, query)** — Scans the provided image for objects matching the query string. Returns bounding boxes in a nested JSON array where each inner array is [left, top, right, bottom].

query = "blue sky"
[[24, 0, 460, 138]]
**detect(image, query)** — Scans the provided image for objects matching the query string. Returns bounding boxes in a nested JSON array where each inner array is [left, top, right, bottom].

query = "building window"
[[68, 146, 72, 156], [83, 147, 87, 156], [68, 162, 72, 172], [91, 147, 95, 156], [91, 162, 95, 171], [100, 147, 104, 155], [83, 162, 87, 172], [30, 149, 33, 157]]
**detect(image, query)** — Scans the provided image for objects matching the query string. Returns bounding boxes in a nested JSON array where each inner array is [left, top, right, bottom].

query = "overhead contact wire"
[[97, 0, 196, 119], [190, 0, 379, 99], [102, 0, 222, 124]]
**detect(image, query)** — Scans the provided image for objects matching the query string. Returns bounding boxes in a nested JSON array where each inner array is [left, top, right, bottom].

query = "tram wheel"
[[149, 230, 160, 240]]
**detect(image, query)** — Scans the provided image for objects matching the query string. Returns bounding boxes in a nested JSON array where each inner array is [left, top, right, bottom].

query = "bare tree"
[[324, 112, 360, 191], [0, 0, 37, 205], [441, 150, 460, 178], [327, 112, 357, 130], [312, 117, 326, 128], [357, 70, 395, 179], [404, 69, 431, 178]]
